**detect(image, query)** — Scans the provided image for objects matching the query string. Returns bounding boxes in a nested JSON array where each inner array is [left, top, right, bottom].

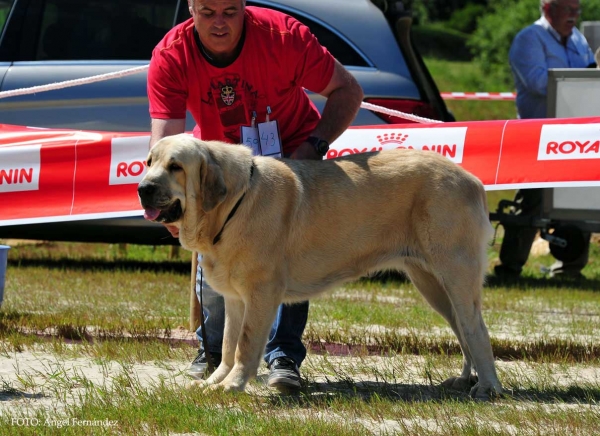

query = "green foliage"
[[447, 3, 488, 34], [468, 0, 538, 86], [412, 24, 472, 61], [406, 0, 489, 24]]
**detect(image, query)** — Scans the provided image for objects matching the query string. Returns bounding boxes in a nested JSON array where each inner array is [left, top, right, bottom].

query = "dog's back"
[[251, 149, 492, 299]]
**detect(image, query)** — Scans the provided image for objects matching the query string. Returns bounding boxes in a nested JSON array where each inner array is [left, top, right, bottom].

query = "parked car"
[[0, 0, 454, 245]]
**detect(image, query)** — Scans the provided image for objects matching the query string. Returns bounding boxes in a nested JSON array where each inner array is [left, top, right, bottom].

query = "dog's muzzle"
[[138, 181, 183, 224]]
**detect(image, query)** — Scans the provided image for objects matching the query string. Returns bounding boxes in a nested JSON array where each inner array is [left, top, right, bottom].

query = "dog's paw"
[[469, 383, 504, 402], [188, 380, 209, 390], [220, 382, 246, 393], [187, 379, 246, 393], [441, 375, 479, 392], [199, 381, 246, 394]]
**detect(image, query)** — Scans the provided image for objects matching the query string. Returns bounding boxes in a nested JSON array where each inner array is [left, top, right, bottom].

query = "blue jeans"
[[195, 254, 308, 366]]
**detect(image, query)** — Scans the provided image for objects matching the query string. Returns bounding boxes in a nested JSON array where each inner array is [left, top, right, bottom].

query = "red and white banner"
[[2, 117, 600, 226]]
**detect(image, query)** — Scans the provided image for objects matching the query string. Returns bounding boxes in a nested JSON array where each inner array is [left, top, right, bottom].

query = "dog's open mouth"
[[143, 199, 182, 224]]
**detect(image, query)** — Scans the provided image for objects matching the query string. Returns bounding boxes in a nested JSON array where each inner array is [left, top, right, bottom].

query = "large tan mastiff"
[[138, 134, 503, 400]]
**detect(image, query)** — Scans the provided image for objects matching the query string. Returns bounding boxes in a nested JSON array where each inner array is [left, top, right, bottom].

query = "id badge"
[[240, 125, 261, 156], [257, 120, 282, 158]]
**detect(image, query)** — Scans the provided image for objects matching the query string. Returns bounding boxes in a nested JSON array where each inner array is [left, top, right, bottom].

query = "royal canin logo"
[[538, 124, 600, 161], [0, 145, 41, 193], [327, 127, 467, 163], [109, 136, 150, 185]]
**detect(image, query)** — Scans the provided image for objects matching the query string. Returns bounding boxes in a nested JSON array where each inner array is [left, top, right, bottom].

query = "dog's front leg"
[[218, 287, 282, 392], [198, 297, 245, 389]]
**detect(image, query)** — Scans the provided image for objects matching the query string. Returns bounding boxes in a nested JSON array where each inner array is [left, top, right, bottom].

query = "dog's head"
[[137, 134, 228, 226]]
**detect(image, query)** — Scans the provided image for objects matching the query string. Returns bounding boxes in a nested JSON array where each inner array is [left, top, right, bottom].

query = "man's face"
[[546, 0, 581, 38], [189, 0, 245, 60]]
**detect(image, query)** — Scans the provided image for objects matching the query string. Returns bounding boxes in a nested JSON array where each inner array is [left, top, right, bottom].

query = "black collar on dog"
[[212, 161, 255, 245]]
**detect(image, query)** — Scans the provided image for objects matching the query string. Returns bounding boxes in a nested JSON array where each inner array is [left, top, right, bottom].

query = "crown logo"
[[221, 85, 235, 106], [376, 132, 408, 145]]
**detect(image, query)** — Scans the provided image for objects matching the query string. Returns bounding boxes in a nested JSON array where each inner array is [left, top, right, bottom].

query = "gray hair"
[[540, 0, 558, 11]]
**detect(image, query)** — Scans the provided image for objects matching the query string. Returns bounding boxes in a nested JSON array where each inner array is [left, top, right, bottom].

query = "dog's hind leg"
[[403, 263, 477, 391], [434, 259, 503, 400]]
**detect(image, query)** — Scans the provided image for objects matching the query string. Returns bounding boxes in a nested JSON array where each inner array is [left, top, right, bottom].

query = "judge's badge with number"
[[241, 125, 261, 156], [257, 120, 281, 158], [240, 107, 282, 158]]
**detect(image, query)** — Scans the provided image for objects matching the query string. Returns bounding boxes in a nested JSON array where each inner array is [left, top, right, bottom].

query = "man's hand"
[[289, 141, 322, 161], [165, 224, 180, 238]]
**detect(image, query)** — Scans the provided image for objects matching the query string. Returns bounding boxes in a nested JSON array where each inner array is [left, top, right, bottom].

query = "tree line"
[[408, 0, 600, 85]]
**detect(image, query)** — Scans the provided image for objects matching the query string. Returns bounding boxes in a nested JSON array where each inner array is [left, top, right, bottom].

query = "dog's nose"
[[137, 181, 156, 199]]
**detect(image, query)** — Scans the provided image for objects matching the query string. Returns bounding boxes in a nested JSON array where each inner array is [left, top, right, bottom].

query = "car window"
[[247, 2, 368, 67], [281, 10, 369, 67], [25, 0, 369, 65], [0, 0, 14, 37], [32, 0, 177, 60]]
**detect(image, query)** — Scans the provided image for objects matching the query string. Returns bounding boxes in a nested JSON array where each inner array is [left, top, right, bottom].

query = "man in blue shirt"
[[495, 0, 596, 278]]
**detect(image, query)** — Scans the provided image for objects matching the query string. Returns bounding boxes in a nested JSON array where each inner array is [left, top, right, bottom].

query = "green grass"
[[424, 57, 517, 122], [1, 237, 600, 434]]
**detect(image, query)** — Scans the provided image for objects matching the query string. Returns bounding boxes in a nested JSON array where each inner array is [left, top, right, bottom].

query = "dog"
[[138, 134, 503, 400]]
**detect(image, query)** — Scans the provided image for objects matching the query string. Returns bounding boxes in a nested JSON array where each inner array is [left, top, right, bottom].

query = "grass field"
[[2, 60, 599, 435], [424, 57, 517, 122], [1, 239, 600, 435]]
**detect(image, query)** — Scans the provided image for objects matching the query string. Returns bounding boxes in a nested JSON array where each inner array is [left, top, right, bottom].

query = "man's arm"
[[290, 60, 363, 160], [150, 118, 187, 148], [509, 30, 550, 97]]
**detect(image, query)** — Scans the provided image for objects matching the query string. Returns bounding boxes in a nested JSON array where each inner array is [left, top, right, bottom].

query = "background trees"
[[411, 0, 600, 87]]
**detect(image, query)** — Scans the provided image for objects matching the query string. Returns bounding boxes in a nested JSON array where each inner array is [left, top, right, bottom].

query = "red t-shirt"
[[147, 7, 335, 155]]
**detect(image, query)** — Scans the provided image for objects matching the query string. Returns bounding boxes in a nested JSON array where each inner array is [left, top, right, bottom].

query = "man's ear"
[[200, 158, 227, 212]]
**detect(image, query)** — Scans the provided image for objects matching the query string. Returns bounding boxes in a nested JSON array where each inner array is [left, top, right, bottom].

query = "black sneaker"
[[188, 350, 221, 380], [267, 357, 301, 391]]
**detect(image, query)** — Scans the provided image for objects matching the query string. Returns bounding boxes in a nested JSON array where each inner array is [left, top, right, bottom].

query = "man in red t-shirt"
[[147, 0, 363, 391]]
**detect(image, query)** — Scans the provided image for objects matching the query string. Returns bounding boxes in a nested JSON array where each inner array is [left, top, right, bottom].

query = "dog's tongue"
[[143, 208, 161, 221]]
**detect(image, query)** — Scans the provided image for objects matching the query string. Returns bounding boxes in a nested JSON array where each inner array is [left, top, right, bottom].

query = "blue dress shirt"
[[509, 15, 595, 119]]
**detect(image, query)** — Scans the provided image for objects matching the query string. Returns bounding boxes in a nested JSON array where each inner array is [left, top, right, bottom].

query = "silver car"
[[0, 0, 453, 244]]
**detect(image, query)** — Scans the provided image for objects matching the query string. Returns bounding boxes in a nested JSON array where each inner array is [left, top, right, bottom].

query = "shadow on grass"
[[7, 258, 190, 275], [307, 337, 600, 364], [263, 379, 470, 405], [266, 381, 600, 406], [508, 385, 600, 404], [0, 389, 45, 402], [349, 270, 600, 291], [485, 274, 600, 291]]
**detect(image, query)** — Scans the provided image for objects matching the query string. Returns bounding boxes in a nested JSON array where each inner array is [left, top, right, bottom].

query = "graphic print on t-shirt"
[[203, 73, 263, 143]]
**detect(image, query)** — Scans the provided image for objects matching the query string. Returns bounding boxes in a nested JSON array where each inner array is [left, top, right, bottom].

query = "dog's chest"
[[199, 260, 240, 298]]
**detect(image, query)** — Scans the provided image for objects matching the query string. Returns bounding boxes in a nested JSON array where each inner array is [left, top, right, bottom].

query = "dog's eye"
[[169, 163, 182, 172], [146, 158, 152, 167]]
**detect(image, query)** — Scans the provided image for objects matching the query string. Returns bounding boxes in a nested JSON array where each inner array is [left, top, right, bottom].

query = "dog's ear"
[[200, 158, 227, 212]]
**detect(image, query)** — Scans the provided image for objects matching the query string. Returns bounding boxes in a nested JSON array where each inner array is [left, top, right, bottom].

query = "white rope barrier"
[[0, 65, 150, 99], [0, 64, 441, 124], [359, 101, 442, 124]]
